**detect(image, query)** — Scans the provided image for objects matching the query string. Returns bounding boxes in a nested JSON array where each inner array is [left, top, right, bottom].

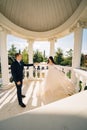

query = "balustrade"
[[7, 64, 87, 93]]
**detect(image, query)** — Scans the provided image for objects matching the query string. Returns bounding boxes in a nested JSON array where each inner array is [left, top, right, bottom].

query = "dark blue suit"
[[11, 60, 33, 104]]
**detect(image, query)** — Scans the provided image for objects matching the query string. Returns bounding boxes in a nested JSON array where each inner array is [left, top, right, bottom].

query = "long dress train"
[[37, 64, 75, 104]]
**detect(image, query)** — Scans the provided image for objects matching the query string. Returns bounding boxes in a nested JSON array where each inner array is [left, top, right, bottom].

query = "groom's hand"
[[17, 81, 21, 85]]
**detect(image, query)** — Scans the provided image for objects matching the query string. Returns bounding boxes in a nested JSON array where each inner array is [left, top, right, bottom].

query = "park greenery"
[[8, 44, 87, 67], [8, 44, 73, 65], [0, 44, 87, 78]]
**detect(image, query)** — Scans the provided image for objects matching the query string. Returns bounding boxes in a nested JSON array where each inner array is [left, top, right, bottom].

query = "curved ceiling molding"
[[0, 0, 87, 40]]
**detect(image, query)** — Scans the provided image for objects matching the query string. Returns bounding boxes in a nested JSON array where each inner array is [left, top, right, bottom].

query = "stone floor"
[[0, 90, 87, 130], [0, 79, 74, 121]]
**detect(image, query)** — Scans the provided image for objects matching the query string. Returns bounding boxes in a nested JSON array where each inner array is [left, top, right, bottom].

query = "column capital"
[[0, 25, 11, 34], [48, 37, 56, 43], [27, 39, 34, 44], [69, 20, 87, 32]]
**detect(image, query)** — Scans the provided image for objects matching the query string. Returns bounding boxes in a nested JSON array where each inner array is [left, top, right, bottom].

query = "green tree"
[[22, 49, 28, 64], [18, 49, 21, 54], [65, 49, 73, 58], [8, 44, 17, 64], [61, 49, 73, 66], [54, 48, 64, 65], [43, 50, 48, 62], [80, 53, 85, 66], [33, 50, 43, 63], [80, 54, 87, 70], [84, 55, 87, 67], [0, 61, 1, 76]]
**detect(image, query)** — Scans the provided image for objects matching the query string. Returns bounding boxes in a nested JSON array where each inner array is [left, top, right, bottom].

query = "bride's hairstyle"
[[47, 56, 55, 64]]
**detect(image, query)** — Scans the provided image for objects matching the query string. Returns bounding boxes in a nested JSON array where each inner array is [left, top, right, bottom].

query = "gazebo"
[[0, 0, 87, 129], [0, 0, 87, 87]]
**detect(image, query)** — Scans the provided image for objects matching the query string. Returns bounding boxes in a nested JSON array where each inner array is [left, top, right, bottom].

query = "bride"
[[37, 56, 75, 104]]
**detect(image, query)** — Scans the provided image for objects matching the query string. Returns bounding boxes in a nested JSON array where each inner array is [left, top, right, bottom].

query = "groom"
[[11, 53, 33, 108]]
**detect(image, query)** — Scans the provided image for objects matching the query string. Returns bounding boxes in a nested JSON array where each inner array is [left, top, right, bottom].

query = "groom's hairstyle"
[[15, 53, 21, 58]]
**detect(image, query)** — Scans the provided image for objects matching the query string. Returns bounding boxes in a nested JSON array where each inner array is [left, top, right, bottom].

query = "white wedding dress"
[[37, 64, 75, 104]]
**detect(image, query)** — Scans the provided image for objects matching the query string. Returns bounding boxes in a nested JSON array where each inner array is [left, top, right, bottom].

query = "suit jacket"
[[11, 60, 33, 82]]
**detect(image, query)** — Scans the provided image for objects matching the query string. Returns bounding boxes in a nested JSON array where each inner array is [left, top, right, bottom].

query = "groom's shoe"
[[19, 103, 26, 108], [21, 95, 26, 98]]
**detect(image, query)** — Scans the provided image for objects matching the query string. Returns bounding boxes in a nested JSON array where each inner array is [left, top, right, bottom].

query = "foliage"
[[43, 50, 48, 62], [80, 54, 87, 68], [8, 44, 17, 64], [22, 49, 28, 64], [66, 70, 71, 79], [65, 49, 73, 57], [62, 49, 73, 66], [33, 50, 44, 63], [54, 48, 73, 66], [0, 62, 1, 75], [61, 58, 72, 66], [80, 54, 85, 66], [8, 45, 48, 64], [7, 44, 87, 68], [54, 48, 64, 65], [8, 44, 29, 64], [79, 81, 82, 92], [84, 55, 87, 67]]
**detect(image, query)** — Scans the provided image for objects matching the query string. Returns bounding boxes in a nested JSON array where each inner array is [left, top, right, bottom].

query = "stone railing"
[[8, 63, 48, 82], [23, 64, 71, 80], [56, 65, 87, 92], [74, 69, 87, 92], [8, 64, 87, 92], [56, 65, 72, 78], [8, 64, 72, 81], [23, 62, 48, 80]]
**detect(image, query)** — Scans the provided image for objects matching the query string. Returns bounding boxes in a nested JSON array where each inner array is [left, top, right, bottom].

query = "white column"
[[27, 40, 34, 79], [0, 28, 9, 86], [49, 39, 55, 57], [71, 27, 83, 84], [72, 27, 83, 68]]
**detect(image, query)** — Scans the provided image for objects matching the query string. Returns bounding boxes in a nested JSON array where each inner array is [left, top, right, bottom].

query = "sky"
[[7, 29, 87, 57]]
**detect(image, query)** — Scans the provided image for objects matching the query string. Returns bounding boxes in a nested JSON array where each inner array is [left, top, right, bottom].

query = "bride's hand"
[[34, 62, 39, 66]]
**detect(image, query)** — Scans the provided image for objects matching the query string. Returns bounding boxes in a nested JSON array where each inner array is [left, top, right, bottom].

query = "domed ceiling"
[[0, 0, 82, 32]]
